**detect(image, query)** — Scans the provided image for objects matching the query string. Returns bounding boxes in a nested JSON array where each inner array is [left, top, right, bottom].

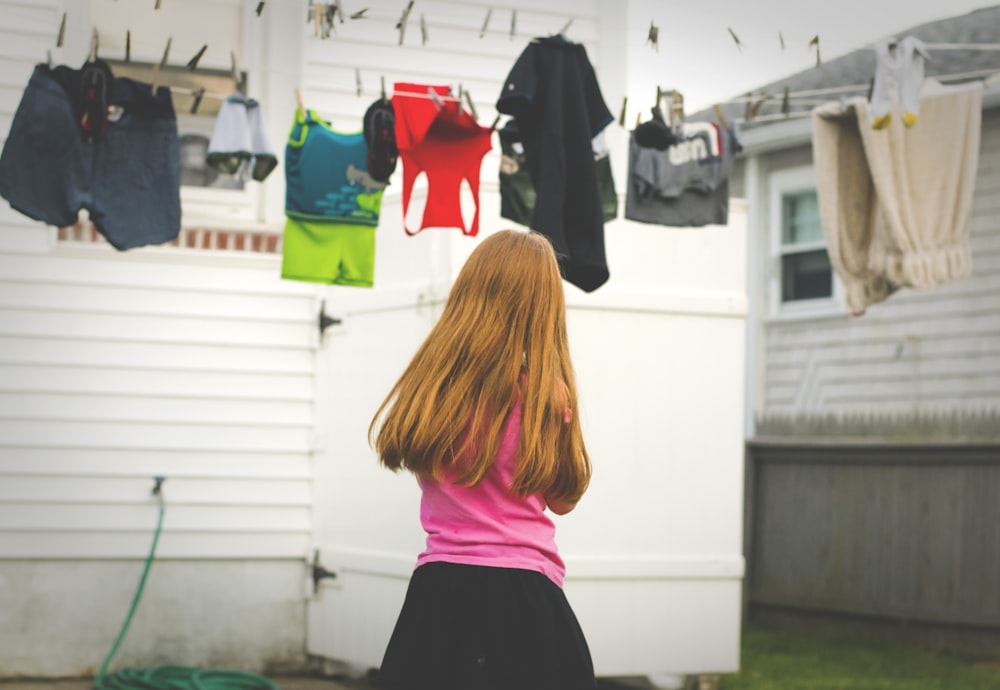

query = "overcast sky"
[[627, 0, 997, 112]]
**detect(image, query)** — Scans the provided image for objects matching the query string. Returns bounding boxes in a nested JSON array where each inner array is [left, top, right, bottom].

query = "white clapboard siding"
[[0, 245, 319, 559], [761, 110, 1000, 415]]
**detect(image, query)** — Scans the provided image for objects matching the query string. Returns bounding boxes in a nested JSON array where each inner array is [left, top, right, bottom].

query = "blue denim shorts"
[[0, 64, 181, 250]]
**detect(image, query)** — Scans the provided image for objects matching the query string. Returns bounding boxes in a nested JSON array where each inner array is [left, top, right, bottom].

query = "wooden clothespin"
[[230, 51, 241, 91], [256, 2, 265, 17], [88, 28, 99, 62], [713, 104, 729, 130], [510, 9, 516, 40], [727, 27, 743, 52], [779, 31, 786, 51], [355, 67, 362, 97], [647, 21, 659, 52], [396, 0, 414, 45], [380, 75, 387, 102], [125, 30, 131, 62], [748, 93, 767, 121], [186, 44, 207, 70], [559, 17, 574, 36], [490, 114, 501, 131], [47, 49, 53, 68], [295, 87, 305, 118], [463, 89, 478, 120], [350, 9, 369, 19], [56, 12, 66, 48], [190, 87, 206, 114], [480, 8, 491, 38], [420, 14, 428, 46], [618, 96, 628, 126], [313, 3, 322, 37], [809, 35, 821, 66], [155, 0, 162, 8], [160, 37, 172, 68]]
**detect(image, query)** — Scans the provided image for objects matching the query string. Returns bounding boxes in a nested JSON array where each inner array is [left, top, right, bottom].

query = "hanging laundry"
[[363, 97, 398, 183], [281, 107, 386, 287], [0, 61, 181, 251], [870, 36, 930, 129], [392, 82, 492, 236], [497, 34, 614, 293], [498, 120, 617, 228], [206, 95, 278, 182], [813, 79, 981, 315], [625, 120, 741, 228]]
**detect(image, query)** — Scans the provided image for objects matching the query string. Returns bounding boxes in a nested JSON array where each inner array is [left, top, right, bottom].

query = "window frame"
[[768, 165, 842, 320]]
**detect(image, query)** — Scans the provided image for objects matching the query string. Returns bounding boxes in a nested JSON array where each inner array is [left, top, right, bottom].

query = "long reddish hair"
[[369, 229, 591, 503]]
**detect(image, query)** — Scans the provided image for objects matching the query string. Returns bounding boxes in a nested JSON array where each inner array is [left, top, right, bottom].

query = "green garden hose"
[[93, 478, 280, 690]]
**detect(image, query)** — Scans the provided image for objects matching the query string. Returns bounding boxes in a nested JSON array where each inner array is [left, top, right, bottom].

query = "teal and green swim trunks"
[[281, 219, 376, 287]]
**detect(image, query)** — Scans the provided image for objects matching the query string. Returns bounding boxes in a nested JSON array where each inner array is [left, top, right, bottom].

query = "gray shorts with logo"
[[0, 64, 181, 250]]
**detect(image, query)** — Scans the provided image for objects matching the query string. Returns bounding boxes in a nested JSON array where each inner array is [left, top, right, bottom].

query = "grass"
[[719, 626, 1000, 690]]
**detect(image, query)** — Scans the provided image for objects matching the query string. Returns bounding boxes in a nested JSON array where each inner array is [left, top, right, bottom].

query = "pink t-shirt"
[[415, 392, 566, 588]]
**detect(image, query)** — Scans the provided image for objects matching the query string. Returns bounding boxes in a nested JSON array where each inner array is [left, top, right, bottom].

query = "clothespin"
[[56, 12, 66, 48], [779, 32, 785, 51], [809, 35, 821, 66], [333, 0, 344, 23], [47, 49, 53, 68], [295, 87, 305, 118], [355, 67, 362, 97], [428, 87, 443, 111], [727, 27, 743, 52], [186, 44, 207, 70], [323, 4, 336, 37], [256, 2, 265, 17], [457, 83, 464, 102], [396, 0, 414, 45], [88, 28, 99, 62], [670, 90, 685, 133], [159, 37, 172, 68], [713, 104, 729, 130], [313, 3, 322, 37], [781, 87, 790, 116], [654, 85, 663, 116], [490, 114, 501, 131], [480, 8, 491, 38], [190, 87, 206, 114], [420, 14, 428, 46], [230, 51, 241, 91], [380, 75, 387, 102], [350, 9, 368, 19], [463, 89, 478, 120], [618, 96, 628, 126], [510, 9, 516, 40], [635, 111, 641, 127], [748, 93, 766, 121], [559, 17, 573, 36], [647, 20, 659, 52], [125, 30, 131, 62], [155, 0, 162, 8]]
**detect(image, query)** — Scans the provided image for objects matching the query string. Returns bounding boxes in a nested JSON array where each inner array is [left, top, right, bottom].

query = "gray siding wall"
[[759, 113, 1000, 417]]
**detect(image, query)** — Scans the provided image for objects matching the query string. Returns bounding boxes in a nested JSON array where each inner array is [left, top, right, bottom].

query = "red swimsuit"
[[392, 83, 493, 236]]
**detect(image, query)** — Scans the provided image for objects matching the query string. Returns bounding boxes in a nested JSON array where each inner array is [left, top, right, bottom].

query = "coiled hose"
[[93, 479, 280, 690]]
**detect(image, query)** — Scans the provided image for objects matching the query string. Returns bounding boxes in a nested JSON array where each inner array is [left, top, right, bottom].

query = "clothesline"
[[712, 65, 1000, 108]]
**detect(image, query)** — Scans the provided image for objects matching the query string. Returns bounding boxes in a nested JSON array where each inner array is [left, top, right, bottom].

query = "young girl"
[[369, 229, 596, 690]]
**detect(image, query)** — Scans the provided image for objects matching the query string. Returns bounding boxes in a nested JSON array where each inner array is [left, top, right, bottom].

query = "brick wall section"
[[57, 221, 282, 254]]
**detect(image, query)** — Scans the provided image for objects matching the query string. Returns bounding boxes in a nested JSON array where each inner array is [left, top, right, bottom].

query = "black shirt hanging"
[[497, 35, 614, 293]]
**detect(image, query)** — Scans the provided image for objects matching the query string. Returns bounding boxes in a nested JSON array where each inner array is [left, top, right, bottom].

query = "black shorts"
[[378, 561, 596, 690]]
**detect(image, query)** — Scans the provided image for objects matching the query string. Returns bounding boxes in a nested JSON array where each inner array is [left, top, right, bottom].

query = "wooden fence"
[[744, 430, 1000, 629]]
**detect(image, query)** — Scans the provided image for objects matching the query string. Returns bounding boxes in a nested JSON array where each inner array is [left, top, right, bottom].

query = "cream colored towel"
[[812, 79, 982, 314]]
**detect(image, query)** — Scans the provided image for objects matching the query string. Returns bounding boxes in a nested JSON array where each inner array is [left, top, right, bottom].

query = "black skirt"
[[377, 561, 596, 690]]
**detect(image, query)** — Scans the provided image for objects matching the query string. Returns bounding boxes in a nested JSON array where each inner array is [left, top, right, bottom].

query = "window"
[[779, 190, 832, 302], [769, 166, 837, 316]]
